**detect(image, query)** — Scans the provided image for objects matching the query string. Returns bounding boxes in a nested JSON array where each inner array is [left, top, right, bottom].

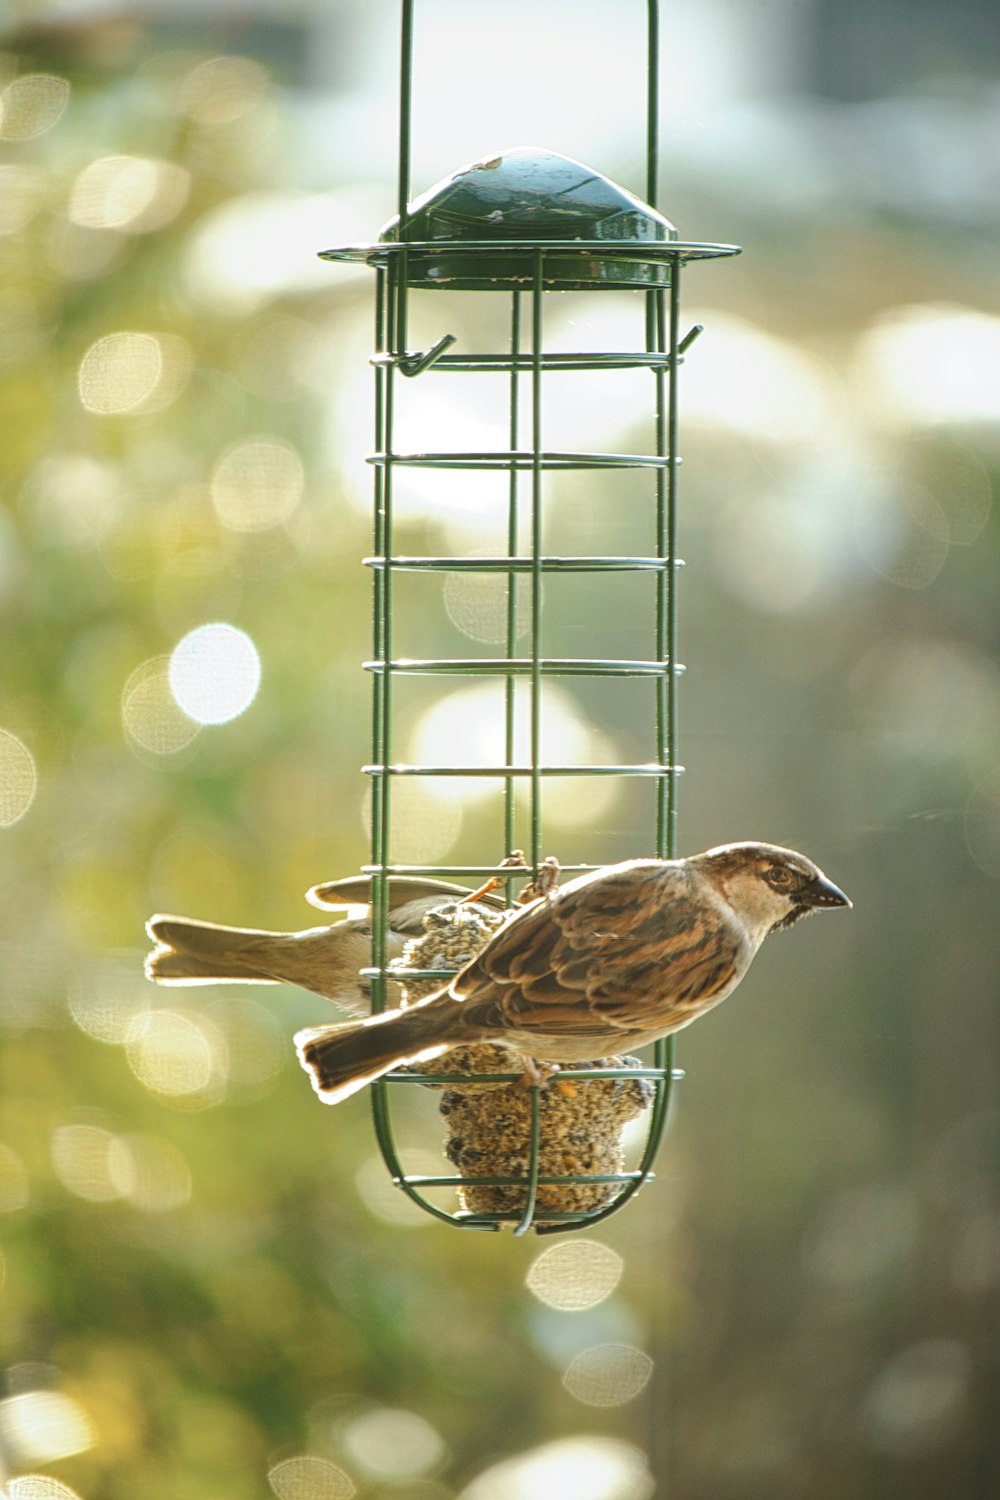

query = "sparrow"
[[145, 875, 503, 1014], [295, 842, 851, 1104]]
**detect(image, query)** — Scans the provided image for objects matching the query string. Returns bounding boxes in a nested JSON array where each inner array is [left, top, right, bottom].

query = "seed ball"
[[387, 898, 656, 1222]]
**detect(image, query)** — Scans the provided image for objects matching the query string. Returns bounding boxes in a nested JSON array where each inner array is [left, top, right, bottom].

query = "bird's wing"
[[445, 860, 745, 1042], [306, 874, 504, 912]]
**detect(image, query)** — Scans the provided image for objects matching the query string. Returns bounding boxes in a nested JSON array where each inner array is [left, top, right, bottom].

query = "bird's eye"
[[766, 865, 794, 889]]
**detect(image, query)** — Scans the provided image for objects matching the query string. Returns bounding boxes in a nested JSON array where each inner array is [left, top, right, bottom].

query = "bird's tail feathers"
[[295, 1005, 451, 1105], [145, 915, 277, 985]]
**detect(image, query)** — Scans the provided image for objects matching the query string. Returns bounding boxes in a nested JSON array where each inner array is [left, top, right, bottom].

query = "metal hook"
[[399, 333, 457, 377], [677, 323, 704, 356]]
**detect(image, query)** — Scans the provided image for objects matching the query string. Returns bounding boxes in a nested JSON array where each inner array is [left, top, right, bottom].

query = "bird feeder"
[[319, 0, 739, 1234]]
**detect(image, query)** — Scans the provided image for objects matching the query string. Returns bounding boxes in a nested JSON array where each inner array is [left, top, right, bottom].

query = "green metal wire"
[[505, 293, 521, 899], [323, 239, 738, 273], [322, 0, 739, 1233]]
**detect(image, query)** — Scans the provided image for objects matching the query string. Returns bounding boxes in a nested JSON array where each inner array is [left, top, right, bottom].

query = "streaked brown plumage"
[[145, 875, 501, 1015], [296, 842, 851, 1104]]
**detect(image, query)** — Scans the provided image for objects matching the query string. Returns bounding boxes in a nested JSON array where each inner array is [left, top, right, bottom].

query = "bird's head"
[[694, 842, 851, 939]]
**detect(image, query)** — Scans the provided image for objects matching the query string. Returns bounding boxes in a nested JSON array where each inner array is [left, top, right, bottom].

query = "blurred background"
[[1, 1, 999, 1497]]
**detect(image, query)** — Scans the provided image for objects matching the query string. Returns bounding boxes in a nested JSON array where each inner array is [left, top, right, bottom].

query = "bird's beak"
[[808, 874, 851, 909]]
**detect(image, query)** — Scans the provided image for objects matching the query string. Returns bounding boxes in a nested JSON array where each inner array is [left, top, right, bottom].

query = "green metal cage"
[[319, 0, 740, 1234]]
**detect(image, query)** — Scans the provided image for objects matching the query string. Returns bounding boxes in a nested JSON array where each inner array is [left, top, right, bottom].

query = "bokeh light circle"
[[0, 1390, 94, 1465], [50, 1124, 121, 1203], [409, 681, 620, 828], [0, 74, 71, 141], [444, 567, 530, 644], [168, 623, 261, 726], [204, 998, 287, 1088], [124, 1009, 223, 1100], [526, 1239, 624, 1310], [267, 1454, 355, 1500], [78, 332, 163, 415], [460, 1436, 653, 1500], [68, 154, 190, 234], [9, 1475, 85, 1500], [562, 1344, 654, 1407], [122, 656, 201, 754], [107, 1133, 193, 1212], [211, 437, 304, 532], [0, 729, 38, 827], [861, 1338, 970, 1456], [340, 1406, 445, 1481], [68, 954, 151, 1045], [179, 55, 270, 125]]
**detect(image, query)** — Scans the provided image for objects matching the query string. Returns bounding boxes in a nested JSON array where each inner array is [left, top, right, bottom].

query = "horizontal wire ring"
[[364, 657, 683, 676], [368, 449, 676, 470], [365, 554, 681, 572]]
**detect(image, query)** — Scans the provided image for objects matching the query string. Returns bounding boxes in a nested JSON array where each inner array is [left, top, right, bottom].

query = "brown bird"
[[145, 875, 503, 1014], [296, 842, 851, 1104]]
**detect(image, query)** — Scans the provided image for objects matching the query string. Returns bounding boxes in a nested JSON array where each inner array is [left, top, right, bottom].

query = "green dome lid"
[[378, 146, 678, 290]]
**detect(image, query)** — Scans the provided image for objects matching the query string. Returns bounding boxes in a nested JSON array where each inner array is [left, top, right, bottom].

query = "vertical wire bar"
[[646, 0, 669, 859], [643, 263, 684, 1209], [529, 251, 544, 874], [374, 0, 416, 1014], [646, 0, 659, 210], [653, 0, 679, 1170], [369, 267, 396, 1162], [505, 292, 522, 879], [513, 1085, 544, 1237], [371, 268, 390, 1009], [657, 259, 684, 1131], [395, 0, 414, 357], [378, 0, 414, 960], [515, 250, 547, 1233], [651, 282, 669, 858], [369, 2, 409, 1190], [642, 0, 676, 1226], [665, 268, 682, 859], [369, 273, 405, 1179], [397, 0, 414, 233], [376, 264, 402, 989]]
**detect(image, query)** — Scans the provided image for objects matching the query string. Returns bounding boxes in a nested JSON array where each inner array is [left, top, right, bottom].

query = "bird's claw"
[[519, 1056, 559, 1090], [463, 850, 530, 906], [519, 855, 562, 905]]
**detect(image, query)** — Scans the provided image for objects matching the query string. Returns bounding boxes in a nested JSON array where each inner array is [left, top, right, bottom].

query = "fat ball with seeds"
[[379, 898, 656, 1220]]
